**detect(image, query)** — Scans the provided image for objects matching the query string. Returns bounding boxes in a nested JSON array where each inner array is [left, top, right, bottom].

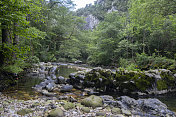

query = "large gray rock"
[[117, 96, 175, 116], [81, 95, 103, 108]]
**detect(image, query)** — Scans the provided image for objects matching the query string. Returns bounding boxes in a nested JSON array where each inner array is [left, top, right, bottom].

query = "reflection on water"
[[2, 65, 78, 100], [3, 77, 42, 100], [158, 96, 176, 112], [56, 65, 78, 78]]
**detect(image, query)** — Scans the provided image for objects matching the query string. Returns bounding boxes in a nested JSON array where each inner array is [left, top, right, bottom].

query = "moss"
[[81, 107, 90, 113], [81, 95, 103, 108], [48, 108, 64, 117], [160, 72, 176, 89], [17, 109, 34, 115], [0, 108, 4, 112], [63, 102, 75, 110], [157, 80, 168, 90]]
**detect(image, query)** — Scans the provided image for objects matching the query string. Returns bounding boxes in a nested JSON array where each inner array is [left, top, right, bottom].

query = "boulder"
[[121, 109, 131, 116], [74, 60, 82, 64], [81, 95, 103, 108], [56, 76, 66, 84], [46, 83, 55, 91], [111, 108, 121, 114], [81, 107, 90, 113], [100, 95, 117, 106], [60, 85, 73, 92], [17, 109, 33, 116], [117, 96, 175, 116], [42, 90, 56, 97], [63, 102, 75, 110], [48, 108, 64, 117]]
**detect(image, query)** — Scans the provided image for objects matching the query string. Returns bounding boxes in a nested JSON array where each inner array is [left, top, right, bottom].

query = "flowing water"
[[2, 65, 176, 112]]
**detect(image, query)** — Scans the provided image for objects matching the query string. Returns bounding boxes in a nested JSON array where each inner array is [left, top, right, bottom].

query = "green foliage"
[[2, 59, 29, 74], [26, 56, 40, 64], [136, 53, 175, 70]]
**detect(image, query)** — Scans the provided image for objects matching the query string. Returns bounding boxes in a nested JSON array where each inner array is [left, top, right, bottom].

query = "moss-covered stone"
[[17, 109, 34, 115], [48, 108, 64, 117], [81, 95, 103, 108], [111, 107, 121, 114], [81, 107, 90, 113], [63, 102, 75, 110], [0, 108, 4, 112]]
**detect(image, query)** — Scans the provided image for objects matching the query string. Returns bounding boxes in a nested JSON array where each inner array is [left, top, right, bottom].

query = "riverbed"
[[2, 63, 176, 113]]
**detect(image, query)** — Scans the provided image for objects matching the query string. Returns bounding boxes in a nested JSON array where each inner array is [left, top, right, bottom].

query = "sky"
[[72, 0, 96, 10]]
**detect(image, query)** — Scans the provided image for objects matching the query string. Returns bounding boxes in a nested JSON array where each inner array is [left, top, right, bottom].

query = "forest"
[[0, 0, 176, 116], [0, 0, 176, 73]]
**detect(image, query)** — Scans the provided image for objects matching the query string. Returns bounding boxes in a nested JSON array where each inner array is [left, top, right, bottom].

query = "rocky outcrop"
[[84, 14, 99, 30], [69, 67, 176, 95]]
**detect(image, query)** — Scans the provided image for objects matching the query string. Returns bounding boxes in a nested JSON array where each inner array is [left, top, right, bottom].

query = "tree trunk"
[[13, 22, 19, 59], [0, 22, 10, 66]]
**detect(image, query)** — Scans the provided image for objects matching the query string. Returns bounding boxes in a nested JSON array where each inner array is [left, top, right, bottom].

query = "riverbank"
[[0, 93, 175, 117]]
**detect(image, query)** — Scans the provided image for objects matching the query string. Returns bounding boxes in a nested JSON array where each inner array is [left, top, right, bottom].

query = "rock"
[[51, 74, 57, 79], [111, 114, 125, 117], [48, 108, 64, 117], [117, 96, 138, 109], [121, 109, 131, 116], [81, 107, 90, 113], [96, 112, 106, 116], [74, 60, 82, 64], [84, 14, 99, 30], [58, 96, 69, 100], [60, 85, 73, 92], [137, 98, 173, 116], [50, 66, 57, 73], [117, 96, 175, 116], [100, 95, 117, 106], [81, 95, 103, 108], [17, 109, 33, 116], [42, 90, 56, 97], [46, 83, 55, 91], [111, 108, 121, 114], [63, 102, 75, 110], [56, 76, 66, 84], [69, 96, 77, 102]]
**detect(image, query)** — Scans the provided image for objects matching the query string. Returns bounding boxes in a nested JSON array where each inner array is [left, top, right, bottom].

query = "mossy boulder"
[[48, 108, 64, 117], [63, 102, 75, 110], [17, 109, 34, 115], [111, 107, 121, 114], [81, 95, 103, 108], [81, 107, 90, 113]]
